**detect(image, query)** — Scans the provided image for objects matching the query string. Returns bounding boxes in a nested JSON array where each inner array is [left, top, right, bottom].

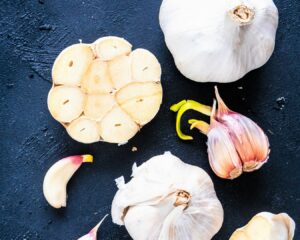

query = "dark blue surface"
[[0, 0, 299, 239]]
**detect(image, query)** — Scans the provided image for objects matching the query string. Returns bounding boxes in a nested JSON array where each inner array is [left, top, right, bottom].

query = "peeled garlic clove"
[[78, 214, 109, 240], [93, 36, 132, 61], [111, 152, 224, 240], [207, 119, 243, 179], [52, 44, 94, 86], [47, 86, 85, 123], [43, 155, 93, 208], [230, 212, 295, 240], [214, 87, 270, 172]]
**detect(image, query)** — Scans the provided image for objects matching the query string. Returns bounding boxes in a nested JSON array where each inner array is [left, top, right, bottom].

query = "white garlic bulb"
[[230, 212, 295, 240], [159, 0, 279, 83], [111, 152, 224, 240]]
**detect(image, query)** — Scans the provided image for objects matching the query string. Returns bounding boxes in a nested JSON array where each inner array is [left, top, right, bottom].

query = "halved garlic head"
[[47, 36, 163, 144], [230, 212, 295, 240], [43, 155, 93, 208], [111, 152, 224, 240]]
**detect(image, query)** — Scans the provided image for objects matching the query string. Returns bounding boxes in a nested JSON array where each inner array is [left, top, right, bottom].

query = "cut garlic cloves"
[[78, 214, 109, 240], [230, 212, 296, 240], [48, 36, 163, 144], [43, 155, 93, 208]]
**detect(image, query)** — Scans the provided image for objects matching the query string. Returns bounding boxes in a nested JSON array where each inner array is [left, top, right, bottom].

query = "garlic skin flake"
[[159, 0, 279, 83], [230, 212, 295, 240], [111, 152, 224, 240]]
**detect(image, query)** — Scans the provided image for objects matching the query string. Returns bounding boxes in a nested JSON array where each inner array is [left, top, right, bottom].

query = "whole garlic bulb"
[[230, 212, 295, 240], [159, 0, 279, 83], [111, 152, 224, 240]]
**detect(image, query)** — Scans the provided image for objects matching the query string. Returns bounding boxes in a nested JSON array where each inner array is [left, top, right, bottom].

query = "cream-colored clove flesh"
[[48, 36, 163, 144], [43, 155, 93, 208]]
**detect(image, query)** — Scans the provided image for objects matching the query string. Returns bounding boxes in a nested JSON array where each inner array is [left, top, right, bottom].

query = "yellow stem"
[[82, 154, 93, 163], [170, 100, 212, 140]]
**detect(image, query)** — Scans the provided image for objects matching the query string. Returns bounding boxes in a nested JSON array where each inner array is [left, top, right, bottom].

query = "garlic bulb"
[[230, 212, 295, 240], [159, 0, 279, 83], [111, 152, 224, 240]]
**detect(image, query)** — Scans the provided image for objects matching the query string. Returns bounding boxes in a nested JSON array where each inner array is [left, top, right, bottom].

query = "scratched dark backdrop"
[[0, 0, 299, 239]]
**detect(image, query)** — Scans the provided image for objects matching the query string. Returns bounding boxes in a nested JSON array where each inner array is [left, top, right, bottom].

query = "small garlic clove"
[[78, 214, 109, 240], [207, 120, 243, 179], [43, 155, 93, 208], [230, 212, 295, 240], [214, 86, 270, 172]]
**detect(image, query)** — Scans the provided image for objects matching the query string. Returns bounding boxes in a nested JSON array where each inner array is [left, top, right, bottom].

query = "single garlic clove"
[[207, 119, 243, 179], [230, 212, 295, 240], [43, 155, 93, 208], [214, 87, 270, 172], [78, 214, 109, 240]]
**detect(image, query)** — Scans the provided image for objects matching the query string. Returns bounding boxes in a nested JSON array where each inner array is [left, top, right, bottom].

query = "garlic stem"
[[189, 119, 210, 135], [170, 100, 211, 140], [229, 5, 255, 25], [174, 190, 190, 208]]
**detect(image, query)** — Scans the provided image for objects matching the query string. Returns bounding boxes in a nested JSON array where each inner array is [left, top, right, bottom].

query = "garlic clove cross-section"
[[230, 212, 295, 240], [43, 155, 93, 208], [111, 152, 224, 240], [47, 36, 163, 144], [78, 214, 109, 240]]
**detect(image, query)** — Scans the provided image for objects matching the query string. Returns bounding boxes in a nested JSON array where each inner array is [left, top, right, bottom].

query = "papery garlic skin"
[[218, 113, 270, 171], [230, 212, 295, 240], [159, 0, 279, 83], [111, 152, 224, 240]]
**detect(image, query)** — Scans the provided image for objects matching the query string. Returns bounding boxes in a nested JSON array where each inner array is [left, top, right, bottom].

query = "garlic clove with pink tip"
[[171, 87, 270, 179], [214, 87, 270, 172], [43, 154, 93, 208], [78, 214, 109, 240]]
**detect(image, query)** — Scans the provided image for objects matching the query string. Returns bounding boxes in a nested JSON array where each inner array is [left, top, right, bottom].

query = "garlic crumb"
[[131, 146, 138, 152]]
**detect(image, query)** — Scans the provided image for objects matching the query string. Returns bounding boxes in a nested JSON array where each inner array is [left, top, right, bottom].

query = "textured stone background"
[[0, 0, 299, 239]]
